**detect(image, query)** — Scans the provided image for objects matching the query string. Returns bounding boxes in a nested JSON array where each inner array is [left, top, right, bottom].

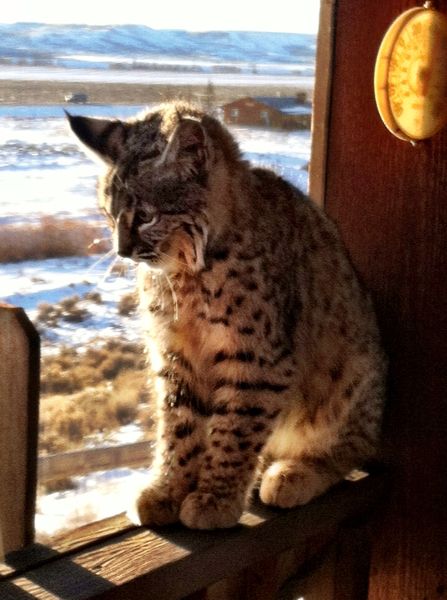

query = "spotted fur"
[[68, 101, 386, 529]]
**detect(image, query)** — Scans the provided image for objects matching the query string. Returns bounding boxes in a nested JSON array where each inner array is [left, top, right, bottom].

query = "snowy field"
[[0, 103, 311, 539], [0, 23, 316, 81], [0, 103, 311, 319], [0, 64, 314, 89]]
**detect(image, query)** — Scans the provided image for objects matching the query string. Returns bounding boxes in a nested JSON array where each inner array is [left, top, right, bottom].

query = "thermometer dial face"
[[374, 8, 447, 141]]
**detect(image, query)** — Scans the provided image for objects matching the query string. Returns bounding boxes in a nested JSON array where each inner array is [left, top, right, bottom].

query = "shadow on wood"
[[0, 467, 388, 599]]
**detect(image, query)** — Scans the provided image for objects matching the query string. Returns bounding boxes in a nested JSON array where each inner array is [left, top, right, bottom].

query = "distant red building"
[[222, 96, 312, 130]]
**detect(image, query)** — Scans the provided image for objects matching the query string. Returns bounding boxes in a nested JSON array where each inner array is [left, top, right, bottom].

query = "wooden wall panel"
[[322, 1, 447, 598], [309, 0, 336, 206], [0, 305, 39, 555]]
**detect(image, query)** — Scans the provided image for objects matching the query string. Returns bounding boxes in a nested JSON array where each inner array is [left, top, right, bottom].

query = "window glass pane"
[[0, 1, 320, 543]]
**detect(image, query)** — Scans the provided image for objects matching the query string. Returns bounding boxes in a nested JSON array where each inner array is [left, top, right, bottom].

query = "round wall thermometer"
[[374, 4, 447, 142]]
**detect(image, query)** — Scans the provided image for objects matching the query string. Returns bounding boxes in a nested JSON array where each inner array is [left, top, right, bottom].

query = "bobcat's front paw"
[[129, 485, 181, 527], [179, 491, 243, 529]]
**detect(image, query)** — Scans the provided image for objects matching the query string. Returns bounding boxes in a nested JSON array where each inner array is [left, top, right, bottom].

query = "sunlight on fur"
[[67, 100, 386, 530]]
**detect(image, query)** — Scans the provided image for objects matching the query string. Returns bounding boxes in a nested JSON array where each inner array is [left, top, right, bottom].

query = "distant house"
[[222, 96, 312, 130]]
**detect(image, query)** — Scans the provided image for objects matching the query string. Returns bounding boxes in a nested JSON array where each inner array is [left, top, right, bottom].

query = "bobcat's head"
[[67, 102, 240, 274]]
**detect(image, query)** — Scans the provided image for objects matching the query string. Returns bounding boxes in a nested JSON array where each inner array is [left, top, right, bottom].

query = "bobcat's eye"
[[138, 213, 159, 233]]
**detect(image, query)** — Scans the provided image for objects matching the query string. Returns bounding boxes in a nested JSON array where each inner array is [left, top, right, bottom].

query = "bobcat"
[[67, 101, 386, 529]]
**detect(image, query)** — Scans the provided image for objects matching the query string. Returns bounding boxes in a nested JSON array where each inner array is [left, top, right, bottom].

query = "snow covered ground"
[[0, 64, 314, 89], [36, 424, 149, 539], [0, 104, 310, 227], [1, 254, 141, 349], [0, 104, 311, 539], [0, 104, 310, 346]]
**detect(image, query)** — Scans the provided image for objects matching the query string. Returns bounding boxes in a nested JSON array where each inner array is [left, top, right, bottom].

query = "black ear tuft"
[[66, 113, 129, 164]]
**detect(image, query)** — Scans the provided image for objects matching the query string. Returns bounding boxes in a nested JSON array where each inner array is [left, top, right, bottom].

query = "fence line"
[[38, 440, 153, 483]]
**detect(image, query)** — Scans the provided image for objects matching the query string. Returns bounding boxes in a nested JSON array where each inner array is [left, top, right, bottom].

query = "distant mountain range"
[[0, 23, 316, 73]]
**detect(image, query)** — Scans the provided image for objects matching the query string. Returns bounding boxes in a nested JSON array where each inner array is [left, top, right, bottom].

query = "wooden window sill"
[[0, 467, 387, 600]]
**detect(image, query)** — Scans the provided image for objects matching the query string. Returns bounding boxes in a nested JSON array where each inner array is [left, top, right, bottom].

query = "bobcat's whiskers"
[[85, 249, 116, 275], [164, 272, 179, 322]]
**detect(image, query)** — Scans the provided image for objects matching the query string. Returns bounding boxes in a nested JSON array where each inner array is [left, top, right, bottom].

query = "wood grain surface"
[[323, 2, 447, 598], [0, 471, 386, 599], [0, 305, 39, 556]]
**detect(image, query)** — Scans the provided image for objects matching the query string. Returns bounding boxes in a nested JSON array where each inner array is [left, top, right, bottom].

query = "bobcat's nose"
[[116, 236, 134, 258], [116, 210, 135, 258], [117, 245, 133, 259]]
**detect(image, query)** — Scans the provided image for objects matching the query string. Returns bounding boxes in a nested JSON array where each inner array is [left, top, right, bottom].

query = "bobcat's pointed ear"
[[173, 118, 210, 169], [65, 111, 129, 164]]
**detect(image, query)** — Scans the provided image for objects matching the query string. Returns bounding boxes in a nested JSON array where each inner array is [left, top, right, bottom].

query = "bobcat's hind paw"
[[259, 460, 331, 508], [128, 485, 181, 527], [180, 491, 243, 530]]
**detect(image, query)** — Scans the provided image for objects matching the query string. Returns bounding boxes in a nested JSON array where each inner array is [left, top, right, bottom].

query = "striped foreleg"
[[135, 365, 207, 526], [179, 384, 282, 529]]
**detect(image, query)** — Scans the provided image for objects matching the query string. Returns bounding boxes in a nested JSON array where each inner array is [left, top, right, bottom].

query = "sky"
[[0, 0, 320, 34]]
